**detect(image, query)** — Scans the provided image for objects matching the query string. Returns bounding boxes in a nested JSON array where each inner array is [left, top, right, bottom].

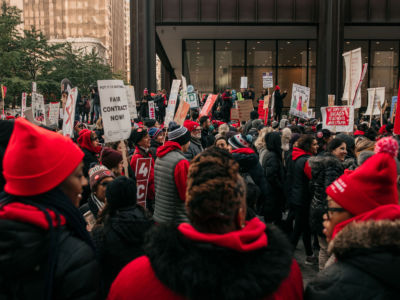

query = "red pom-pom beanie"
[[3, 118, 84, 196], [326, 137, 399, 216]]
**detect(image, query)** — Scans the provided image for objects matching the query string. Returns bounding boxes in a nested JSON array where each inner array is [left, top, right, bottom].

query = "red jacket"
[[130, 146, 155, 200], [108, 218, 303, 300]]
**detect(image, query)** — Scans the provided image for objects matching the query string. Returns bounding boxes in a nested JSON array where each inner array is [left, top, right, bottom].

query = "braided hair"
[[186, 147, 246, 233]]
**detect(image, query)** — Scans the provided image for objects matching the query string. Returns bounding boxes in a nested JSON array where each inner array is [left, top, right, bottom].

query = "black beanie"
[[144, 118, 156, 128], [105, 176, 137, 210], [250, 110, 258, 120], [130, 127, 148, 145]]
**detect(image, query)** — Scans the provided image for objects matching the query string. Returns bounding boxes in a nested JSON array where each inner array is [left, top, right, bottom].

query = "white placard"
[[262, 72, 273, 89], [32, 82, 37, 93], [21, 92, 26, 118], [289, 83, 310, 119], [366, 87, 385, 116], [48, 102, 60, 125], [240, 76, 248, 89], [342, 48, 362, 108], [182, 75, 188, 103], [321, 106, 354, 132], [98, 80, 131, 143], [31, 92, 46, 125], [59, 108, 64, 119], [148, 100, 156, 119], [187, 93, 199, 108], [164, 79, 181, 127], [62, 87, 78, 137], [125, 85, 138, 120]]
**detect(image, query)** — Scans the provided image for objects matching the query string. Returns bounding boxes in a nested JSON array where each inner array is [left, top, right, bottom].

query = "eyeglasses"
[[325, 207, 346, 220]]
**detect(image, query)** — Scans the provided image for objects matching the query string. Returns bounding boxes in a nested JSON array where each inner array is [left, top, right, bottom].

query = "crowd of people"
[[0, 84, 399, 299]]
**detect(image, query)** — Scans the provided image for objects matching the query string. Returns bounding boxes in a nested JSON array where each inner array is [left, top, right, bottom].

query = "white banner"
[[240, 76, 248, 89], [125, 85, 138, 120], [366, 87, 385, 116], [321, 106, 354, 132], [289, 83, 310, 119], [148, 100, 156, 119], [262, 72, 273, 89], [62, 87, 78, 137], [32, 82, 37, 93], [164, 79, 181, 127], [48, 102, 60, 125], [98, 80, 131, 143], [21, 92, 26, 118], [342, 48, 362, 108], [31, 92, 46, 125], [187, 92, 199, 108], [181, 75, 188, 103]]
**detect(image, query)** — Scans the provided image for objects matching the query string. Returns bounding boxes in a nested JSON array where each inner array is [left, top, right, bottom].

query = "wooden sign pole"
[[119, 141, 129, 178]]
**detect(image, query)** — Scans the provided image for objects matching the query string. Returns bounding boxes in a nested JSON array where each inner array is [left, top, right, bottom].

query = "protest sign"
[[62, 87, 78, 137], [262, 72, 273, 89], [199, 94, 218, 117], [21, 92, 27, 118], [181, 75, 188, 103], [240, 77, 248, 89], [148, 100, 156, 119], [48, 102, 60, 125], [24, 107, 40, 125], [32, 82, 37, 93], [307, 109, 315, 119], [394, 80, 400, 134], [321, 106, 354, 132], [98, 80, 131, 143], [328, 94, 335, 106], [390, 96, 398, 123], [230, 108, 239, 121], [135, 158, 152, 208], [237, 100, 254, 122], [342, 48, 363, 108], [263, 95, 270, 109], [366, 87, 385, 116], [290, 84, 310, 119], [125, 85, 138, 120], [164, 79, 181, 127], [258, 100, 268, 125], [31, 92, 46, 125], [59, 108, 64, 119], [174, 101, 190, 125], [187, 93, 199, 108]]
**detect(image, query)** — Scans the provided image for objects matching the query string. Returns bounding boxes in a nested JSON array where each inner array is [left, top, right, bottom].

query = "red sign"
[[199, 94, 218, 117], [135, 158, 152, 207], [258, 100, 268, 125], [325, 106, 350, 126], [394, 80, 400, 135]]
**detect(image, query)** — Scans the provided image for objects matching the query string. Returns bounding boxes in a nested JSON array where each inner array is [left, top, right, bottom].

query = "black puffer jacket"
[[305, 218, 400, 300], [290, 147, 312, 207], [308, 153, 344, 236], [82, 148, 98, 178], [91, 205, 153, 290], [149, 139, 162, 160]]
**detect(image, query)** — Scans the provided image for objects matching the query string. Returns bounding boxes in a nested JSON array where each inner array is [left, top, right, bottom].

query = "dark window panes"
[[184, 40, 214, 94], [276, 0, 293, 22], [200, 0, 218, 22], [246, 40, 276, 98], [370, 0, 386, 22], [350, 0, 368, 23], [215, 40, 245, 92], [257, 0, 275, 22], [389, 0, 400, 22], [239, 0, 256, 22], [308, 41, 317, 107], [182, 0, 199, 22], [162, 0, 180, 21], [277, 40, 307, 108], [155, 0, 162, 22], [219, 0, 237, 22], [295, 0, 316, 22]]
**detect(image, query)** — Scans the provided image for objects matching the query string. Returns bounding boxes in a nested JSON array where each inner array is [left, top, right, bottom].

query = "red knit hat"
[[183, 120, 200, 132], [326, 137, 399, 216], [3, 118, 84, 196]]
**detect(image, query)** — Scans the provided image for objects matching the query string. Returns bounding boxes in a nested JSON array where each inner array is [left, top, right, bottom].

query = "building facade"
[[7, 0, 130, 79], [132, 0, 400, 111]]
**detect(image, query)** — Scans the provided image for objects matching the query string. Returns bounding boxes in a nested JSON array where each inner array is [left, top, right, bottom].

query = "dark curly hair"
[[297, 134, 316, 153], [186, 147, 246, 233]]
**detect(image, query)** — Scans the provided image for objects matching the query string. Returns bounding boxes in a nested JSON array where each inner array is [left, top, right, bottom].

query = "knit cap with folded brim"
[[88, 164, 115, 191], [168, 121, 191, 146]]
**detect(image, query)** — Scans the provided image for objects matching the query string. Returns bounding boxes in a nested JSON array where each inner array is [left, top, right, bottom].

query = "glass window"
[[215, 40, 245, 92], [246, 40, 276, 99], [183, 40, 214, 94], [308, 41, 317, 107], [277, 40, 308, 108]]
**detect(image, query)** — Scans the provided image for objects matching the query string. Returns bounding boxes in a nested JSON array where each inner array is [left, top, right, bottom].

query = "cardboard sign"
[[230, 108, 239, 121], [181, 75, 188, 103], [148, 100, 156, 119], [342, 48, 362, 108], [48, 102, 60, 125], [390, 96, 398, 123], [135, 158, 152, 208], [187, 92, 199, 108], [328, 94, 335, 106], [62, 87, 78, 137], [263, 95, 270, 109], [366, 87, 385, 116], [98, 80, 131, 143], [240, 77, 248, 89], [290, 83, 310, 119], [174, 100, 190, 125], [125, 85, 138, 120], [21, 92, 27, 118], [200, 94, 218, 117], [164, 79, 181, 127], [237, 100, 254, 122], [31, 92, 46, 125], [262, 72, 273, 89], [321, 106, 354, 132]]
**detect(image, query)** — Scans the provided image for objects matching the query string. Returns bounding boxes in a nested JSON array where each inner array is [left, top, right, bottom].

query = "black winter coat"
[[308, 153, 344, 236], [290, 151, 311, 208], [305, 218, 400, 300], [0, 220, 100, 299], [82, 147, 99, 178], [263, 151, 285, 218], [149, 139, 162, 161], [91, 205, 153, 290]]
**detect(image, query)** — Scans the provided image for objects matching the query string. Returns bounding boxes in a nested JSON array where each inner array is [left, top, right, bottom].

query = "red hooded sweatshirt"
[[292, 147, 312, 179], [77, 129, 102, 154], [156, 141, 189, 202]]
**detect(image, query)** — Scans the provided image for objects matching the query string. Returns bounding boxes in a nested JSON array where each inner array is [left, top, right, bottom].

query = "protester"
[[308, 138, 346, 270], [148, 127, 165, 159], [91, 86, 101, 123], [92, 177, 153, 291], [100, 147, 123, 177], [0, 118, 101, 299], [140, 88, 152, 119], [183, 120, 204, 160], [214, 134, 229, 150], [221, 88, 233, 123], [153, 122, 191, 224], [243, 110, 259, 135], [305, 137, 400, 299], [199, 116, 215, 148], [108, 147, 303, 300], [274, 86, 287, 121], [77, 129, 102, 177]]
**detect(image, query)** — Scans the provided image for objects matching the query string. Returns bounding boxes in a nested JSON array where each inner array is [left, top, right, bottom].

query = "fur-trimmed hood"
[[144, 221, 295, 300], [308, 153, 343, 176]]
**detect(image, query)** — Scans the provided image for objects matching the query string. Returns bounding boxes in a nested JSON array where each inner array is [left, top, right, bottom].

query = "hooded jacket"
[[289, 147, 312, 207], [77, 130, 101, 177], [108, 218, 303, 300], [184, 136, 203, 161]]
